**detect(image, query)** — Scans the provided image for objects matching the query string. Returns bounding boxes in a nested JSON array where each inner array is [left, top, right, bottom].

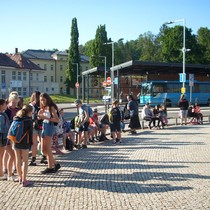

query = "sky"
[[1, 0, 210, 54]]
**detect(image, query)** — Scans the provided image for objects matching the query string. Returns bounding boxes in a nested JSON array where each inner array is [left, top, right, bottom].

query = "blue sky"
[[1, 0, 210, 53]]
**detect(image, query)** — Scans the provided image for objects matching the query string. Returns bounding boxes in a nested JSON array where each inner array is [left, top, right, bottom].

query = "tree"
[[65, 17, 80, 95], [197, 27, 210, 64], [90, 25, 109, 68], [160, 25, 202, 64]]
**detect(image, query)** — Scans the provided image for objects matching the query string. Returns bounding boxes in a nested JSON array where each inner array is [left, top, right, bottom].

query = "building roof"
[[8, 53, 43, 70], [22, 49, 56, 60], [24, 49, 90, 63], [0, 53, 43, 70], [0, 53, 19, 68]]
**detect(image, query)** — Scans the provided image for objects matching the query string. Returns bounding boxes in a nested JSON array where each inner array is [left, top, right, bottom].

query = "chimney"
[[15, 48, 18, 54]]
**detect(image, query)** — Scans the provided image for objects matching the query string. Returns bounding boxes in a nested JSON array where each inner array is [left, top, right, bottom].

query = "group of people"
[[141, 94, 203, 128], [0, 91, 61, 187], [178, 94, 203, 125], [141, 103, 168, 129], [72, 94, 141, 146]]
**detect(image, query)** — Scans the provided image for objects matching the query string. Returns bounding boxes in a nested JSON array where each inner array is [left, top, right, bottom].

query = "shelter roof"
[[111, 60, 210, 75]]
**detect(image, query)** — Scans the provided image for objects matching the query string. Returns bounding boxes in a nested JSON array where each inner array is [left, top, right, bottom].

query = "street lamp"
[[72, 63, 79, 99], [165, 19, 188, 90], [104, 38, 123, 101]]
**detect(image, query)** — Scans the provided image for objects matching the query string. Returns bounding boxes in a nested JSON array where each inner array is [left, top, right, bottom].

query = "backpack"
[[100, 114, 109, 125], [110, 107, 121, 122], [7, 119, 29, 143], [82, 104, 93, 117], [0, 113, 10, 140]]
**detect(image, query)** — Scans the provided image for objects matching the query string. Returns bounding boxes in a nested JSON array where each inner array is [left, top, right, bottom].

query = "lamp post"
[[72, 63, 79, 99], [165, 19, 187, 89], [104, 38, 123, 101], [99, 55, 107, 112]]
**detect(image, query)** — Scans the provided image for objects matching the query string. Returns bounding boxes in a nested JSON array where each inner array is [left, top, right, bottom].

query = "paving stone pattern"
[[1, 124, 210, 210]]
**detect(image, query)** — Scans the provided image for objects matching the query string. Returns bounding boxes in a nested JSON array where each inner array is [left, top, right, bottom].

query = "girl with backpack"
[[4, 92, 20, 181], [38, 93, 60, 174], [12, 105, 33, 187]]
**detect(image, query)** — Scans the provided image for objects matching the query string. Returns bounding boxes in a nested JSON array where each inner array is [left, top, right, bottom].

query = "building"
[[0, 51, 44, 98], [22, 49, 90, 95]]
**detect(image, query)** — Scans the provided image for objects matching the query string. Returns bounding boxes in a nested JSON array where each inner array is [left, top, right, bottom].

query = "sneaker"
[[0, 175, 7, 181], [7, 175, 16, 181], [113, 140, 116, 144], [22, 180, 33, 187], [82, 144, 87, 149], [29, 161, 37, 166], [41, 168, 55, 174], [116, 138, 120, 143], [54, 163, 61, 172], [14, 178, 22, 184], [40, 157, 48, 164], [74, 144, 81, 149]]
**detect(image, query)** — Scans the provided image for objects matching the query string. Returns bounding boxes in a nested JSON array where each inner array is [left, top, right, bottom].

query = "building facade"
[[0, 52, 44, 98], [23, 49, 90, 95]]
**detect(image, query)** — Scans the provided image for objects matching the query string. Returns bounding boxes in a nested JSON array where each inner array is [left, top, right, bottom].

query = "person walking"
[[38, 93, 61, 174], [178, 94, 189, 125]]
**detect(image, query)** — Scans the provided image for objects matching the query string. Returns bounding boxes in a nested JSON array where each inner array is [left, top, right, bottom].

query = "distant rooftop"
[[0, 52, 43, 70], [24, 49, 90, 62]]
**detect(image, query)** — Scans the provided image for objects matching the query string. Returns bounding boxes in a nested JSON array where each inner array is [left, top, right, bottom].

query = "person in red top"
[[194, 103, 203, 124]]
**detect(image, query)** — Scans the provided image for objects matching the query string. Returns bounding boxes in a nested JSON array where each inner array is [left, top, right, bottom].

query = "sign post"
[[106, 77, 111, 86], [189, 74, 194, 103]]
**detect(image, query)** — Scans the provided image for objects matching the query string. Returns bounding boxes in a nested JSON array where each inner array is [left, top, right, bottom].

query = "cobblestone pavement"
[[1, 124, 210, 210]]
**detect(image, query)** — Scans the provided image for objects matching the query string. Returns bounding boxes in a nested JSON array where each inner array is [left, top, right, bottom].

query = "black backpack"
[[111, 107, 121, 122]]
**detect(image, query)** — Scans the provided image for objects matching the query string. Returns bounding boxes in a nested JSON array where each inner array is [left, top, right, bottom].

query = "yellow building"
[[23, 49, 90, 95]]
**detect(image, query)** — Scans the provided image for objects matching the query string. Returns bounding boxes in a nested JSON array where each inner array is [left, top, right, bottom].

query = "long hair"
[[16, 105, 33, 117], [40, 93, 58, 112], [30, 91, 41, 105]]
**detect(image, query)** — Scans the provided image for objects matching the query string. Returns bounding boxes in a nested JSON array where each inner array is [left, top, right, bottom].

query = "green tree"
[[65, 17, 80, 94], [197, 27, 210, 64], [90, 25, 109, 67]]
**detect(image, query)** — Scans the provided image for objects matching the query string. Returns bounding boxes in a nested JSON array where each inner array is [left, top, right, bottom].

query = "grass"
[[24, 94, 101, 104]]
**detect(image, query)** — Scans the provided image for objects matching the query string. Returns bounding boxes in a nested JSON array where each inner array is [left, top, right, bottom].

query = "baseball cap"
[[74, 99, 82, 105]]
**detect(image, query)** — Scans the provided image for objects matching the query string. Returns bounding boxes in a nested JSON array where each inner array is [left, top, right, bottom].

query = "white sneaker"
[[0, 175, 7, 181], [7, 175, 16, 181]]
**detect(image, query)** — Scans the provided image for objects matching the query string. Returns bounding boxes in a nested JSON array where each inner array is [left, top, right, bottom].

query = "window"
[[51, 65, 53, 70], [52, 88, 54, 91], [44, 76, 47, 82], [60, 65, 63, 71], [1, 70, 5, 84], [18, 72, 21, 80], [46, 87, 48, 92], [44, 64, 47, 70], [51, 76, 54, 82], [36, 73, 39, 81], [30, 72, 33, 81], [60, 76, 63, 82], [17, 88, 21, 96], [23, 88, 27, 96], [12, 71, 16, 80], [23, 72, 27, 81]]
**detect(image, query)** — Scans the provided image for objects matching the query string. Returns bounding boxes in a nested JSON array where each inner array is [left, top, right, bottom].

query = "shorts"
[[0, 139, 7, 147], [110, 122, 121, 132], [41, 122, 55, 138], [180, 110, 188, 118], [33, 128, 42, 136], [79, 121, 90, 132]]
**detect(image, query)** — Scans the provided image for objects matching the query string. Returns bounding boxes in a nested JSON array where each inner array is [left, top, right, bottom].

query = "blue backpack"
[[0, 113, 10, 140], [7, 120, 29, 143]]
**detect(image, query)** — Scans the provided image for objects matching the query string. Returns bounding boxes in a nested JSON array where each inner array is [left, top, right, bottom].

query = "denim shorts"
[[41, 122, 55, 138], [180, 110, 188, 118]]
